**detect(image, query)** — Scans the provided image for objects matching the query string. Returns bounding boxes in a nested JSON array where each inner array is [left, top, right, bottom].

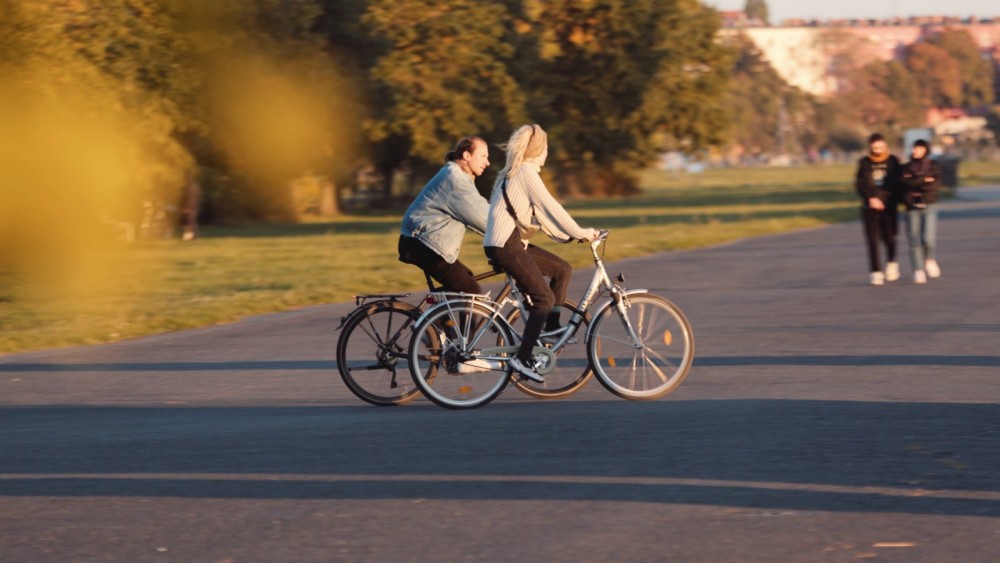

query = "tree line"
[[1, 0, 733, 227], [727, 27, 999, 161], [1, 0, 997, 231]]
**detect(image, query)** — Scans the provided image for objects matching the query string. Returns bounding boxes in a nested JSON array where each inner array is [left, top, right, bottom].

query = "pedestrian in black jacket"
[[900, 139, 942, 284], [855, 133, 902, 286]]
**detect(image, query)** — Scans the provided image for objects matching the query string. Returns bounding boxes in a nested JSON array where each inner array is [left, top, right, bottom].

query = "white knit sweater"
[[483, 161, 593, 248]]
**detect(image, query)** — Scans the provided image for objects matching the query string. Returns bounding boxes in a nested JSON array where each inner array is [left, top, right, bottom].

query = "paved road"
[[2, 188, 999, 562]]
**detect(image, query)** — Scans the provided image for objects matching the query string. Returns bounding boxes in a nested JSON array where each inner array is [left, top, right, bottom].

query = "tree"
[[905, 42, 962, 108], [1, 0, 357, 225], [0, 0, 197, 282], [315, 0, 380, 210], [724, 33, 785, 156], [836, 59, 922, 137], [987, 106, 1000, 146], [362, 0, 525, 198], [744, 0, 769, 25], [926, 28, 995, 107], [721, 33, 839, 161], [175, 0, 353, 222], [0, 1, 194, 230], [515, 0, 733, 195]]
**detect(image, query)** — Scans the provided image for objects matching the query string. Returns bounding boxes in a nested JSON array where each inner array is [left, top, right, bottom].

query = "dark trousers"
[[398, 236, 482, 294], [861, 205, 898, 272], [485, 232, 572, 362]]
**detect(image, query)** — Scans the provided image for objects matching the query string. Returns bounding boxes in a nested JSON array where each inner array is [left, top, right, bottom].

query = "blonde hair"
[[494, 124, 548, 186]]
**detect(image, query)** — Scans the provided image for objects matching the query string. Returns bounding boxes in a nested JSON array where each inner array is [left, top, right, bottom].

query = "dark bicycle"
[[335, 267, 591, 406]]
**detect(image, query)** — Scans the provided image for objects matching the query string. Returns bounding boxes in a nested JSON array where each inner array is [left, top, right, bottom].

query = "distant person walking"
[[855, 133, 902, 286], [900, 139, 942, 284]]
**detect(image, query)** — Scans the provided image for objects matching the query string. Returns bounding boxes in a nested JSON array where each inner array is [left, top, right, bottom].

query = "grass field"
[[2, 161, 998, 355]]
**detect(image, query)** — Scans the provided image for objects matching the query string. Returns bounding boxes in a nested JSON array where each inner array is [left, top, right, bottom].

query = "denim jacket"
[[400, 162, 489, 264]]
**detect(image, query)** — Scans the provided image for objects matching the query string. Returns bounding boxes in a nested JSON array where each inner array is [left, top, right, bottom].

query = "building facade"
[[722, 16, 1000, 97]]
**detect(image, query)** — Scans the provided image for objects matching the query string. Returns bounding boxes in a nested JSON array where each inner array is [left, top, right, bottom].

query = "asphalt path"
[[2, 187, 999, 562]]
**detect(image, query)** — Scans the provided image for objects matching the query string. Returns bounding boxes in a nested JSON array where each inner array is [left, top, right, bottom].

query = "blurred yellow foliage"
[[0, 71, 145, 298]]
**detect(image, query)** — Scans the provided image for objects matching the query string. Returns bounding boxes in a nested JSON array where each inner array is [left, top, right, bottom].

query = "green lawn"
[[2, 162, 998, 355]]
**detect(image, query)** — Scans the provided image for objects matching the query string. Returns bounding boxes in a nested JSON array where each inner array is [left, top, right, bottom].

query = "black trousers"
[[860, 205, 898, 272], [398, 236, 482, 294], [485, 232, 572, 362]]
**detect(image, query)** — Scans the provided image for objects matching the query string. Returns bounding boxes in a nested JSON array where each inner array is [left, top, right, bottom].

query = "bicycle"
[[407, 230, 694, 409], [335, 268, 592, 406]]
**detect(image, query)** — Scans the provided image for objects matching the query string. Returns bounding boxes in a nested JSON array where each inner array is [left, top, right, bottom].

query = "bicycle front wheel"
[[337, 300, 423, 406], [588, 293, 694, 400], [409, 299, 515, 409]]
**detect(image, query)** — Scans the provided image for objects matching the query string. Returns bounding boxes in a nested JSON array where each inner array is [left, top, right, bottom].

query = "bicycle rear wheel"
[[587, 293, 694, 400], [507, 300, 592, 399], [336, 300, 423, 406], [409, 299, 515, 409]]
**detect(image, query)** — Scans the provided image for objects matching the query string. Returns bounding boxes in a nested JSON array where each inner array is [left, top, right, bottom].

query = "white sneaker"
[[870, 271, 885, 286], [456, 358, 501, 374], [925, 259, 941, 278], [508, 356, 544, 383], [885, 262, 900, 282], [913, 270, 927, 284]]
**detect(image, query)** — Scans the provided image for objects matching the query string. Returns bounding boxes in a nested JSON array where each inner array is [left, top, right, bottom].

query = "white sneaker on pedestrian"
[[885, 261, 900, 282], [925, 259, 941, 278], [456, 358, 501, 374], [870, 271, 885, 286], [913, 270, 927, 284], [508, 356, 544, 383]]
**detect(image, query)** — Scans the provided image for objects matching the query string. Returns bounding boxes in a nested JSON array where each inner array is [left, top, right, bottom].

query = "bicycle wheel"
[[587, 293, 694, 400], [507, 300, 593, 399], [409, 299, 515, 409], [336, 300, 423, 406]]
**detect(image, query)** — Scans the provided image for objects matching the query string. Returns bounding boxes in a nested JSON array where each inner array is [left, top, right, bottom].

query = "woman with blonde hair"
[[483, 124, 600, 382]]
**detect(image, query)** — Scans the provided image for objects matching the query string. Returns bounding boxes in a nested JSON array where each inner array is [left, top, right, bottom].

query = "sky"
[[706, 0, 997, 23]]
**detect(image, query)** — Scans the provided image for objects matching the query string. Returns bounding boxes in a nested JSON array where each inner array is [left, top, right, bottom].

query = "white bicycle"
[[407, 230, 695, 409]]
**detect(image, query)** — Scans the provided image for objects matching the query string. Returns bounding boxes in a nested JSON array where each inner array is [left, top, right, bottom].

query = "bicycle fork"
[[612, 290, 645, 350]]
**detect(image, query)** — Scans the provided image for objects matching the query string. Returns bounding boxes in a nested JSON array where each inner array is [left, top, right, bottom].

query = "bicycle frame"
[[413, 231, 648, 372]]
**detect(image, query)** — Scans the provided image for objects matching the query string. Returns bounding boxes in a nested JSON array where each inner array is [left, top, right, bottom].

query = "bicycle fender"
[[414, 296, 505, 328], [336, 299, 419, 331], [584, 289, 649, 342]]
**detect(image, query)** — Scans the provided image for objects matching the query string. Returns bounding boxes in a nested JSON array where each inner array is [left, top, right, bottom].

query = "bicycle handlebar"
[[587, 229, 610, 250]]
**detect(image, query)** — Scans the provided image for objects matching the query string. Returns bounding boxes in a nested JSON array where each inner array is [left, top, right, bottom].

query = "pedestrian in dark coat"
[[900, 139, 942, 284], [855, 133, 902, 286]]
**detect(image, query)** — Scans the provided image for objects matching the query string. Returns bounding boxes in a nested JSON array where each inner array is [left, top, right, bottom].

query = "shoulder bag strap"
[[500, 177, 522, 224]]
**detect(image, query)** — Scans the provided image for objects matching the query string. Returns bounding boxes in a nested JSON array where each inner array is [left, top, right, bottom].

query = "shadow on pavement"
[[1, 399, 996, 517], [696, 355, 1000, 367], [5, 351, 997, 373]]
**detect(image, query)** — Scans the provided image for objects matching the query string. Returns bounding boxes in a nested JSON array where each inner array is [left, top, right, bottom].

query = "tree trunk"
[[380, 166, 395, 206], [180, 171, 201, 241], [318, 177, 339, 216]]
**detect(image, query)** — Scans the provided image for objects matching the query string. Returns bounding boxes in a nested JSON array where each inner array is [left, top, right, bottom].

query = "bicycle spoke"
[[336, 301, 422, 406], [410, 302, 511, 409], [361, 312, 386, 347], [595, 333, 637, 348], [643, 350, 671, 384], [642, 346, 680, 376]]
